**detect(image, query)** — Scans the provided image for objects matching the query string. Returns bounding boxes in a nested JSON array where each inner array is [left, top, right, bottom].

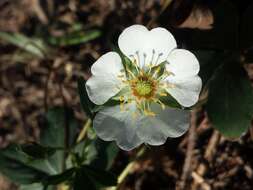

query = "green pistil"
[[135, 81, 152, 96]]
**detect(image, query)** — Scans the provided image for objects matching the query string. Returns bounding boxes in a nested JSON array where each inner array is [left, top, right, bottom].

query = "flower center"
[[117, 56, 174, 117], [131, 75, 156, 99], [135, 81, 152, 96]]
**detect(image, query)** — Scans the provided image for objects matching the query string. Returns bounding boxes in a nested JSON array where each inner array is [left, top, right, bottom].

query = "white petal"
[[85, 52, 125, 105], [165, 76, 202, 107], [118, 25, 177, 68], [166, 49, 200, 78], [137, 105, 190, 145], [93, 103, 143, 151], [90, 52, 123, 76]]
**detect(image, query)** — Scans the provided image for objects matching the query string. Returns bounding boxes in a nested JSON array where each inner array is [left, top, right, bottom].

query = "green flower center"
[[135, 80, 152, 96], [130, 75, 157, 99]]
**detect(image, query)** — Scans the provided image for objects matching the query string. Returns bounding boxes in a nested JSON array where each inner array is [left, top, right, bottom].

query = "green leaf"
[[91, 99, 120, 113], [90, 139, 119, 170], [19, 143, 56, 159], [0, 145, 49, 184], [73, 165, 117, 190], [78, 77, 95, 118], [149, 61, 166, 78], [39, 107, 79, 174], [73, 168, 95, 190], [47, 30, 101, 46], [159, 93, 182, 109], [20, 183, 55, 190], [193, 50, 225, 86], [82, 165, 117, 188], [70, 140, 97, 167], [0, 32, 48, 58], [69, 137, 118, 171], [43, 168, 75, 186], [206, 62, 253, 137], [113, 46, 139, 77]]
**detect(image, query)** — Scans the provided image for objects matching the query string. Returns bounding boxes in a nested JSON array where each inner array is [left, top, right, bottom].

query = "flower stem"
[[117, 162, 135, 185], [110, 146, 146, 190], [76, 118, 91, 143]]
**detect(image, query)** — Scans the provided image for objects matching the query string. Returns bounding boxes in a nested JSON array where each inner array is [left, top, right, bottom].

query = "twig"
[[204, 130, 220, 162], [191, 130, 220, 190], [191, 172, 211, 190], [177, 109, 197, 190], [31, 0, 48, 24]]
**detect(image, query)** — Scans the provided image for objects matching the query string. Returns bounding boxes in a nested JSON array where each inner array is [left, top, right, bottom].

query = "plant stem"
[[76, 118, 91, 143], [106, 146, 146, 190], [117, 162, 135, 185]]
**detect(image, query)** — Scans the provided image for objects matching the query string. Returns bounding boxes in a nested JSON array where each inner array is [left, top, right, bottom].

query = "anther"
[[126, 68, 136, 78], [157, 99, 166, 110], [159, 92, 167, 97], [132, 112, 138, 120], [153, 67, 161, 77], [165, 70, 175, 76], [135, 51, 141, 67], [143, 53, 147, 66], [155, 53, 163, 65], [144, 110, 156, 117], [119, 96, 124, 102]]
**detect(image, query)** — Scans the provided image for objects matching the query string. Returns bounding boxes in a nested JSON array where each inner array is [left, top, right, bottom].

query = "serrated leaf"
[[20, 183, 55, 190], [73, 165, 117, 190], [78, 77, 95, 118], [70, 140, 97, 167], [39, 107, 79, 174], [19, 143, 56, 159], [207, 62, 253, 137], [0, 145, 49, 185], [43, 168, 75, 186], [73, 168, 95, 190], [90, 139, 119, 170], [69, 137, 118, 171], [82, 165, 117, 188]]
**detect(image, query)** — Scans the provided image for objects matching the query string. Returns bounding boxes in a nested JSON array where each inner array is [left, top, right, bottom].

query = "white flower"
[[86, 25, 202, 151]]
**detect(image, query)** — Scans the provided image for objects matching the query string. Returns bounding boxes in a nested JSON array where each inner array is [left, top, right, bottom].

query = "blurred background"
[[0, 0, 253, 189]]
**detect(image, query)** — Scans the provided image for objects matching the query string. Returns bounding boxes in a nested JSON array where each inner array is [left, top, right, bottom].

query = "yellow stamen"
[[156, 99, 166, 110], [159, 92, 167, 96], [132, 59, 140, 72], [126, 68, 136, 78], [153, 67, 161, 76], [144, 110, 156, 117], [119, 96, 124, 101], [119, 96, 125, 111], [132, 112, 138, 120]]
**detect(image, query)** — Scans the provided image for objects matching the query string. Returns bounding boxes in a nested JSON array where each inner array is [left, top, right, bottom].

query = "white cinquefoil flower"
[[86, 25, 202, 151]]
